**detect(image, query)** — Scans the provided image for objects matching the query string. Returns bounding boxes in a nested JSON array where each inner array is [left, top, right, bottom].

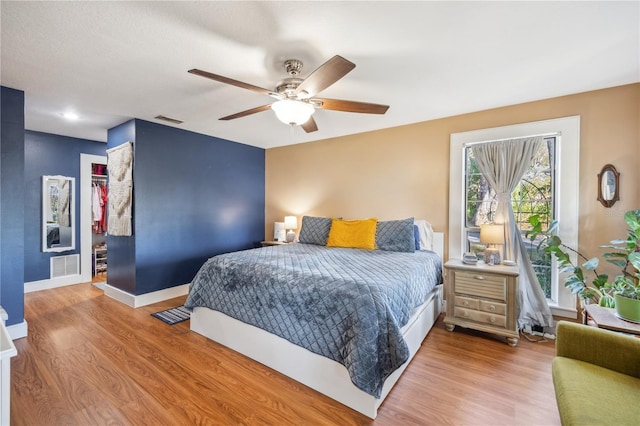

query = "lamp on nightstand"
[[284, 216, 298, 243], [480, 224, 504, 266]]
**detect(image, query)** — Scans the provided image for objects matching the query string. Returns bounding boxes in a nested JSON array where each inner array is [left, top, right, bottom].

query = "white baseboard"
[[24, 274, 83, 293], [7, 320, 28, 340], [104, 283, 190, 308]]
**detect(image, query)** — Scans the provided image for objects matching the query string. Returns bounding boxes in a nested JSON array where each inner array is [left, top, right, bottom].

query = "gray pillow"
[[376, 218, 416, 252], [298, 216, 333, 245]]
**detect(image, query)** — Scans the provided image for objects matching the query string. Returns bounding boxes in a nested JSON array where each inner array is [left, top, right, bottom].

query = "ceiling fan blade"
[[295, 56, 355, 97], [188, 69, 277, 97], [313, 98, 389, 114], [220, 104, 272, 121], [301, 116, 318, 133]]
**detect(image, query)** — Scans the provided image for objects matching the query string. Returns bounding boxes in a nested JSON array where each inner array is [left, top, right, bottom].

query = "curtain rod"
[[463, 132, 559, 147]]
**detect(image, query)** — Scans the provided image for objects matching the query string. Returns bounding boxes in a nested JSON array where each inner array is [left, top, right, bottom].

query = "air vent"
[[50, 254, 79, 278], [155, 115, 184, 124]]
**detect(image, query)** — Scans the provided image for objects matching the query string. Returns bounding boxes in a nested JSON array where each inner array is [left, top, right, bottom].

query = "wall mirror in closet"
[[42, 175, 75, 252]]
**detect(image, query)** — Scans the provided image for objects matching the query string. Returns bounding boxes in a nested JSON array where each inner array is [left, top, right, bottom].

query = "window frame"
[[449, 116, 580, 318], [463, 138, 557, 299]]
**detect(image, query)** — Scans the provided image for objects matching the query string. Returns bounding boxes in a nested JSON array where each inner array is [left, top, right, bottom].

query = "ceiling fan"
[[188, 55, 389, 133]]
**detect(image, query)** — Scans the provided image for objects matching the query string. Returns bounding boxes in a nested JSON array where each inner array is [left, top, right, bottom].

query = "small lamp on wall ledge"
[[480, 224, 504, 266], [284, 215, 298, 243]]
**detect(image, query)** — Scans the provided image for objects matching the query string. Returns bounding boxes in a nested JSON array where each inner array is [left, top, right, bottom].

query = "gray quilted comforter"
[[185, 243, 442, 397]]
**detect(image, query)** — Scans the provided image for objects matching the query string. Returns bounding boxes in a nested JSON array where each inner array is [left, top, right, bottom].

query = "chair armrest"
[[555, 321, 640, 378]]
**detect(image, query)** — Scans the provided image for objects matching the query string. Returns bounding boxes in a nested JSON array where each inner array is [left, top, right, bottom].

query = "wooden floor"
[[11, 283, 561, 425]]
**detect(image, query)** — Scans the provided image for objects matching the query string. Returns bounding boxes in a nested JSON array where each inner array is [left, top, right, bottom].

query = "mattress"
[[185, 243, 442, 397]]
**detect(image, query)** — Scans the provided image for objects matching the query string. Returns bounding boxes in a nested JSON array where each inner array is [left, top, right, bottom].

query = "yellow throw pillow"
[[326, 218, 378, 250]]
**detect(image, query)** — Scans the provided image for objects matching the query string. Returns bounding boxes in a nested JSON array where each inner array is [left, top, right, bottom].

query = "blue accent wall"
[[1, 86, 25, 326], [24, 131, 106, 282], [107, 119, 265, 296], [106, 120, 137, 294]]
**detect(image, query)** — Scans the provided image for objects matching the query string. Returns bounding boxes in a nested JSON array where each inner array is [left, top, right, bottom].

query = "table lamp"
[[480, 224, 504, 265], [284, 215, 298, 243]]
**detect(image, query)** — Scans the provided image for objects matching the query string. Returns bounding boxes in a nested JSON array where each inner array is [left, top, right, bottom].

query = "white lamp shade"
[[480, 224, 504, 245], [271, 100, 314, 126], [284, 215, 298, 230]]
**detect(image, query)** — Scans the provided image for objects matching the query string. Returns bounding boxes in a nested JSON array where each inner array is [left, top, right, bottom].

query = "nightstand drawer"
[[454, 271, 507, 301], [454, 307, 507, 328], [480, 300, 507, 315], [455, 296, 479, 310]]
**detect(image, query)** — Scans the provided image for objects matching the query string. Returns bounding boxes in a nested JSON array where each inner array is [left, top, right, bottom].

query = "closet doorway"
[[80, 154, 107, 286]]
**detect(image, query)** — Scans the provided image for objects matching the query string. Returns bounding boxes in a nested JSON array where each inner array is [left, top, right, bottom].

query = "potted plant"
[[526, 209, 640, 323]]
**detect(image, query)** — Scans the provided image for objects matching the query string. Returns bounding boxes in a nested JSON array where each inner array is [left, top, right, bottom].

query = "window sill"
[[548, 303, 578, 320]]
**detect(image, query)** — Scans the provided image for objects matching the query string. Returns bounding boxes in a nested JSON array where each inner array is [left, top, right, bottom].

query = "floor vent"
[[51, 254, 79, 278]]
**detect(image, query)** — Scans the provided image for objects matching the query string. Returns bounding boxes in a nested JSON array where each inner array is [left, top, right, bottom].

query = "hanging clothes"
[[92, 179, 108, 234], [100, 184, 108, 232]]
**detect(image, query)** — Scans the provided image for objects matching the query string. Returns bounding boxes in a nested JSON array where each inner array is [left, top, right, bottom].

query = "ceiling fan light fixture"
[[271, 99, 315, 126]]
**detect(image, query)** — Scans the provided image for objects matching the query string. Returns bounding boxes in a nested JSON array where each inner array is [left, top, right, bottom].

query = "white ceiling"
[[1, 1, 638, 149]]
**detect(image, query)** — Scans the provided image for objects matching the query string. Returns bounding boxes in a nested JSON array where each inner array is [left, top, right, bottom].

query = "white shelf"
[[93, 247, 107, 276]]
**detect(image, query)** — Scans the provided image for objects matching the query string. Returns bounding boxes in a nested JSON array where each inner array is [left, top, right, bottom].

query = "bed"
[[185, 217, 444, 418]]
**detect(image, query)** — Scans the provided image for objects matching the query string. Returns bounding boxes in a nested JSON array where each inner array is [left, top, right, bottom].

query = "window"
[[463, 138, 556, 298], [449, 116, 580, 317]]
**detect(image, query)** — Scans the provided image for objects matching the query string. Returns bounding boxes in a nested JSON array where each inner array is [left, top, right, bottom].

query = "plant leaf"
[[624, 210, 640, 233], [574, 267, 584, 281], [602, 252, 628, 258], [607, 259, 628, 269], [628, 252, 640, 271], [582, 257, 599, 270], [593, 274, 609, 288]]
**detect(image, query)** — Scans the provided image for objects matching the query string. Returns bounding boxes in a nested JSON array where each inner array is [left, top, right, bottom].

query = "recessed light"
[[62, 112, 79, 120]]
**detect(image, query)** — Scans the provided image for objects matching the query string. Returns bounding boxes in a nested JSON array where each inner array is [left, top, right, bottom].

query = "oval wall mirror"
[[597, 164, 620, 208]]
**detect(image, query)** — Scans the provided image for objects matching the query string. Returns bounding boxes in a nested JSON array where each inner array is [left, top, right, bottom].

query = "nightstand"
[[260, 241, 288, 247], [443, 259, 520, 346]]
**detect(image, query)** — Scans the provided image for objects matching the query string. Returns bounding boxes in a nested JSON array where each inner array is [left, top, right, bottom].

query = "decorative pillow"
[[376, 217, 416, 253], [414, 219, 435, 251], [298, 216, 333, 245], [414, 225, 421, 250], [326, 218, 378, 250]]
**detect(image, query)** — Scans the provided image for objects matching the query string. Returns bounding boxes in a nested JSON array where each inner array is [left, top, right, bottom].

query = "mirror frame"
[[42, 175, 76, 252], [597, 164, 620, 208]]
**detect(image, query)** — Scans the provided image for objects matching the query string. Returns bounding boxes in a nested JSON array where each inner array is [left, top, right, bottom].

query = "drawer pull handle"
[[463, 311, 469, 317], [489, 305, 496, 312], [474, 275, 485, 280], [463, 301, 469, 306], [490, 317, 496, 323]]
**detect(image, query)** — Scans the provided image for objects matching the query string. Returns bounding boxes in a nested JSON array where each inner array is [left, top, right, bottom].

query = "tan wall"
[[266, 83, 639, 258]]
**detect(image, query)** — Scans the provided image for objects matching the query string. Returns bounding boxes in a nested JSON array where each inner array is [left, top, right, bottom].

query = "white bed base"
[[191, 232, 445, 419], [191, 284, 442, 419]]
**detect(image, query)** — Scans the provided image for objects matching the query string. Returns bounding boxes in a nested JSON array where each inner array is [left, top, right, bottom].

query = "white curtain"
[[471, 138, 554, 329]]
